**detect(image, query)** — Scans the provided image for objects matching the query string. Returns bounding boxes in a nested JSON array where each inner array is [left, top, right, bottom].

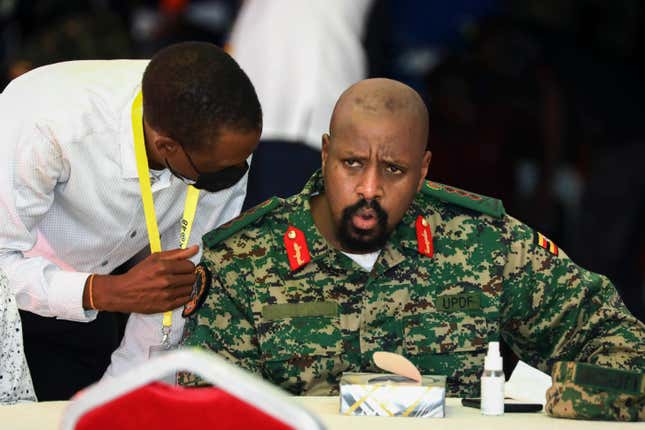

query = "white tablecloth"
[[1, 397, 642, 430]]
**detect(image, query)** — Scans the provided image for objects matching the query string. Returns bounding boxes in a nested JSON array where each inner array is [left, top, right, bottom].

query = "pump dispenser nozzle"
[[484, 341, 503, 371]]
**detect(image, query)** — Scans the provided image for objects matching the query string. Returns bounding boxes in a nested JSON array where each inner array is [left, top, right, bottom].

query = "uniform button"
[[287, 230, 296, 239], [101, 260, 108, 267], [130, 230, 137, 238]]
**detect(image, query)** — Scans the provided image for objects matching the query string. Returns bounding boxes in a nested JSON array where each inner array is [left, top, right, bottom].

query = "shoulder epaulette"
[[421, 180, 505, 219], [203, 197, 282, 248]]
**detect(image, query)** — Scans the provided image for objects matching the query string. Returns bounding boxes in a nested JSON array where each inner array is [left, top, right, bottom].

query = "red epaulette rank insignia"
[[534, 231, 559, 256], [416, 215, 434, 258], [283, 226, 311, 271]]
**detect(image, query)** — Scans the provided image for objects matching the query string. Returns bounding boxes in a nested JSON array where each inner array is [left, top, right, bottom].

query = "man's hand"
[[83, 245, 199, 313]]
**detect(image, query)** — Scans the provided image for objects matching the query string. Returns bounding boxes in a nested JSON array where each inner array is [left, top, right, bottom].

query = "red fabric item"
[[160, 0, 189, 15], [74, 382, 295, 430], [415, 215, 434, 258], [283, 226, 311, 271]]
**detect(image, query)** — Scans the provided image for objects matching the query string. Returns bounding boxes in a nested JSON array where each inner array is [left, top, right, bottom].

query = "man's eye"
[[386, 164, 403, 174], [344, 159, 362, 168]]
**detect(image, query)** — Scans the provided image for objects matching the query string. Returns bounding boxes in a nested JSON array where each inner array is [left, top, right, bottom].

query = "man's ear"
[[153, 136, 181, 158], [417, 151, 432, 192], [321, 133, 331, 171]]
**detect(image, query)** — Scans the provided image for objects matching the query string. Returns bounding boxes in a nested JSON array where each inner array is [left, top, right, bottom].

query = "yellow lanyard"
[[131, 90, 200, 345]]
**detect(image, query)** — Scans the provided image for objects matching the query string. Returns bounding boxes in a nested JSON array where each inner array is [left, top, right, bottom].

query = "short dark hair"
[[142, 42, 262, 150]]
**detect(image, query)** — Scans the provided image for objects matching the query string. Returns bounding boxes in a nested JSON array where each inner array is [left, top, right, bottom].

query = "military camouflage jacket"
[[181, 171, 645, 397]]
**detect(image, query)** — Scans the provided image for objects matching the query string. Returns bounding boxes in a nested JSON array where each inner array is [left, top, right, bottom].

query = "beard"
[[337, 198, 389, 253]]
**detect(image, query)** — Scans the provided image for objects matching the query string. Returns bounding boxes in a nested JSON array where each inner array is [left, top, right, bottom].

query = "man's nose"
[[356, 166, 383, 201]]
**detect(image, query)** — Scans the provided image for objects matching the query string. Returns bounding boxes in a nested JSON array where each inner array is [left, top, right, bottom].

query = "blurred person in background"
[[365, 0, 502, 96], [127, 0, 240, 57], [0, 270, 36, 404], [573, 144, 645, 322], [1, 0, 240, 86], [227, 0, 375, 210], [1, 0, 133, 85], [553, 0, 645, 322], [504, 0, 645, 322], [424, 16, 566, 242]]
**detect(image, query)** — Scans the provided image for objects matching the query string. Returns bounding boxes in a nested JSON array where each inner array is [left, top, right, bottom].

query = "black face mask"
[[165, 146, 249, 193], [192, 162, 249, 192]]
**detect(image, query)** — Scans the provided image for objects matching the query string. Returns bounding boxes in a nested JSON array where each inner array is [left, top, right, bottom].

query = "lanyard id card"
[[131, 90, 200, 360]]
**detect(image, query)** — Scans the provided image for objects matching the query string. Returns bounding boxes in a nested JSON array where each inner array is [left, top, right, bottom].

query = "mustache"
[[342, 199, 388, 225], [337, 198, 390, 252]]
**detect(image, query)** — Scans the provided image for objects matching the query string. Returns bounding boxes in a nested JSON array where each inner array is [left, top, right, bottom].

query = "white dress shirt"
[[0, 271, 36, 404], [0, 60, 248, 377], [228, 0, 373, 150]]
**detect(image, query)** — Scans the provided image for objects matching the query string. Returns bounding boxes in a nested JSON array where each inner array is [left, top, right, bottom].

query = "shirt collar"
[[120, 86, 141, 179], [119, 87, 179, 192]]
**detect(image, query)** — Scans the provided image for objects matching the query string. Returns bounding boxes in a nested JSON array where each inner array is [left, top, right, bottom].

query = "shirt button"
[[101, 260, 108, 267], [130, 230, 137, 238]]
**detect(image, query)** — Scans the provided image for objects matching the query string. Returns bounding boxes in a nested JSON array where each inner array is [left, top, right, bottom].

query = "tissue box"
[[339, 372, 446, 418]]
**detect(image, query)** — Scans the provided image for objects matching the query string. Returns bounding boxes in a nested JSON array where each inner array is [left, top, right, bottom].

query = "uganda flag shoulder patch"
[[534, 231, 559, 256]]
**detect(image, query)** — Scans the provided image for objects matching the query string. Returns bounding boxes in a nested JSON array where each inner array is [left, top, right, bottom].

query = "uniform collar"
[[284, 170, 350, 270], [377, 197, 426, 274], [284, 170, 430, 275]]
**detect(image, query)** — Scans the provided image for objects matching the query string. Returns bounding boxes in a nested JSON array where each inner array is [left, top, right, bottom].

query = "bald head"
[[329, 78, 429, 150]]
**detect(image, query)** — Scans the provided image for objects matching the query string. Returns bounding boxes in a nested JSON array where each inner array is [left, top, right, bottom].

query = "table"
[[293, 398, 643, 430], [1, 397, 642, 430]]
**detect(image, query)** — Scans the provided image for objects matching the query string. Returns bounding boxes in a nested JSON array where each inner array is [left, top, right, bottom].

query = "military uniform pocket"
[[257, 315, 343, 395], [258, 315, 342, 361], [403, 312, 489, 355], [403, 312, 489, 397]]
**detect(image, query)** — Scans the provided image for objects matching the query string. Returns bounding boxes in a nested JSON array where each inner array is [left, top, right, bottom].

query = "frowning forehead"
[[331, 94, 419, 136], [330, 130, 418, 167]]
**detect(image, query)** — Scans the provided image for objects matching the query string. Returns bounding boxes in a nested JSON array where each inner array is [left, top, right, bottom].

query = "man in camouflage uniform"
[[180, 78, 645, 418]]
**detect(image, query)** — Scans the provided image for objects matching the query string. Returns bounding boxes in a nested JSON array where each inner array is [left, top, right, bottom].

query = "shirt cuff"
[[48, 271, 98, 322]]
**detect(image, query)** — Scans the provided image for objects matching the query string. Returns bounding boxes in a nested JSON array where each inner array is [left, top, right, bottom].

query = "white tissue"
[[504, 361, 552, 406]]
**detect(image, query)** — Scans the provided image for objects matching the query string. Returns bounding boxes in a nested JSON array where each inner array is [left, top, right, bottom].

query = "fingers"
[[159, 288, 193, 312], [136, 256, 195, 276], [165, 259, 196, 275], [159, 245, 200, 261], [135, 285, 193, 314], [121, 245, 201, 314], [138, 295, 192, 314], [166, 273, 197, 289], [167, 285, 193, 301], [169, 295, 192, 310]]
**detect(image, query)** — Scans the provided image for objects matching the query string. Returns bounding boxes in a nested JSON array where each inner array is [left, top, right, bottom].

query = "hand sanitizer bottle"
[[481, 341, 504, 415]]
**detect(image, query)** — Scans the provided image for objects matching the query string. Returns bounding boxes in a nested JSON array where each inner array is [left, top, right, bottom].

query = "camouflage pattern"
[[180, 170, 645, 401], [546, 361, 644, 421]]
